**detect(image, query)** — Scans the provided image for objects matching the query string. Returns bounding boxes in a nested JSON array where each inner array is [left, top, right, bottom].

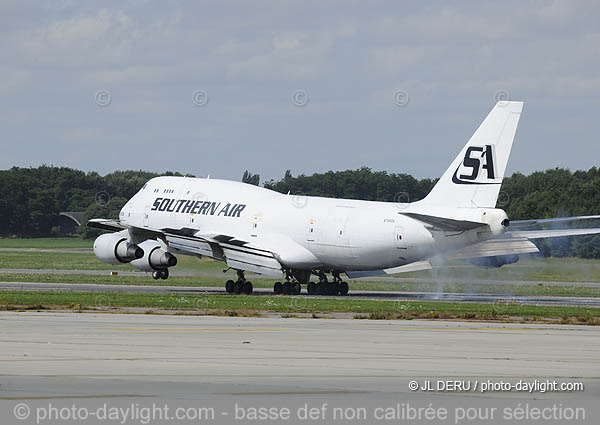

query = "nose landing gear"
[[152, 269, 169, 280]]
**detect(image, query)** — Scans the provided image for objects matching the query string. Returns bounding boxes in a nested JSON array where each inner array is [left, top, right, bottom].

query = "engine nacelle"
[[93, 231, 144, 265], [130, 239, 177, 272], [469, 254, 519, 268]]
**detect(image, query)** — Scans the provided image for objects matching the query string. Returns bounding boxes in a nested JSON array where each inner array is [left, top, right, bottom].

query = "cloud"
[[1, 1, 600, 180]]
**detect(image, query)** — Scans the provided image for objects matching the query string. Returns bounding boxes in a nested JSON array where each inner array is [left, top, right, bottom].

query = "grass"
[[0, 237, 92, 249], [2, 272, 600, 298], [1, 290, 599, 324]]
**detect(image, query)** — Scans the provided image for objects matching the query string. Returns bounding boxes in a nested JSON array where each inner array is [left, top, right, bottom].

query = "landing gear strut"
[[224, 269, 253, 295]]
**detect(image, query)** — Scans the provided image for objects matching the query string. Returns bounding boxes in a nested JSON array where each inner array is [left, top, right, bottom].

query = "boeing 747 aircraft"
[[89, 101, 600, 295]]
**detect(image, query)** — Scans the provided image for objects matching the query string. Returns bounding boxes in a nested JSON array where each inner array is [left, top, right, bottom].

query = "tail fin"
[[421, 101, 523, 208]]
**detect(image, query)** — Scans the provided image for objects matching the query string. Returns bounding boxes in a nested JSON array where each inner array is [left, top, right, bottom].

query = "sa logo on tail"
[[452, 145, 500, 185]]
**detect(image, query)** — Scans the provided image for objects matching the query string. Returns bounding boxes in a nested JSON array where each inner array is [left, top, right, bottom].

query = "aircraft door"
[[143, 206, 150, 227], [250, 214, 260, 238]]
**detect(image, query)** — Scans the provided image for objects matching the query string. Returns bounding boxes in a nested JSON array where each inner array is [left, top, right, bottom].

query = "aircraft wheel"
[[225, 279, 235, 293], [152, 271, 161, 280], [160, 270, 169, 280], [339, 281, 349, 296], [282, 282, 292, 295], [273, 281, 283, 295], [243, 281, 253, 295], [293, 282, 301, 295], [307, 282, 317, 295], [233, 280, 244, 295]]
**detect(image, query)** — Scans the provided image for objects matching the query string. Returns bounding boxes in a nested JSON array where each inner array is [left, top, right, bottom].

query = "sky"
[[1, 0, 599, 183]]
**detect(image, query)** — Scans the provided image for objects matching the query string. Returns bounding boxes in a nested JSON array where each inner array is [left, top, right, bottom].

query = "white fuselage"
[[119, 176, 505, 271]]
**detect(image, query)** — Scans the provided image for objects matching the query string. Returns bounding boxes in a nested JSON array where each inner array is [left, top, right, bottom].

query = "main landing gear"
[[272, 269, 301, 295], [273, 281, 301, 295], [273, 270, 349, 296], [225, 269, 253, 295], [152, 269, 169, 280], [221, 268, 349, 296], [305, 270, 348, 296]]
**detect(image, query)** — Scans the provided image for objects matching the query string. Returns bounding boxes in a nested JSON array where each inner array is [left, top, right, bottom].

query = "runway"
[[0, 312, 598, 424], [2, 280, 600, 307]]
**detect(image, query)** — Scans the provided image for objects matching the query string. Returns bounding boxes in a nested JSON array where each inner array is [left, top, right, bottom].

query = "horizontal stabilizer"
[[510, 215, 600, 228], [401, 212, 486, 231], [508, 228, 600, 239]]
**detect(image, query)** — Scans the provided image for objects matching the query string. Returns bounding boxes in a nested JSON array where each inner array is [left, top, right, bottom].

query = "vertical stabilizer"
[[421, 101, 523, 208]]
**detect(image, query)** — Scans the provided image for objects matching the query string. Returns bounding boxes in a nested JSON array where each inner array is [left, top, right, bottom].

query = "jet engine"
[[130, 239, 177, 278], [93, 231, 144, 265], [469, 254, 519, 268]]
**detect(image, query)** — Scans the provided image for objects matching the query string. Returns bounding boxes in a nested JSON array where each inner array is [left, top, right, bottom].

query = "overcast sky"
[[1, 1, 599, 182]]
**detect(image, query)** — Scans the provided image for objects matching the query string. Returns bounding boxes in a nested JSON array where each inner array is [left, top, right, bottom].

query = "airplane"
[[89, 101, 600, 295]]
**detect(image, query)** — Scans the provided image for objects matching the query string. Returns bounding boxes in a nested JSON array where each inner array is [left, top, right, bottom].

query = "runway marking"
[[108, 328, 288, 332], [386, 326, 548, 332], [216, 391, 365, 396], [0, 394, 154, 400]]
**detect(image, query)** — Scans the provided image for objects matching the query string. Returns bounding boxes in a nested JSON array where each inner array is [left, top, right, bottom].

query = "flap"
[[222, 246, 284, 278]]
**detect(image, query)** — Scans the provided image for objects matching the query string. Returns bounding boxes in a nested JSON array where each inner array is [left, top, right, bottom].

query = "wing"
[[87, 219, 284, 277], [345, 261, 433, 279], [444, 237, 539, 260], [345, 237, 540, 279]]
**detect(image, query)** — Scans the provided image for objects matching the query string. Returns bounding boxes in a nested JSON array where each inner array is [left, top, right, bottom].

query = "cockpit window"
[[142, 184, 147, 189]]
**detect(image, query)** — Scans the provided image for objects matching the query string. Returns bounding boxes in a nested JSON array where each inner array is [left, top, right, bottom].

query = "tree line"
[[0, 165, 599, 258]]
